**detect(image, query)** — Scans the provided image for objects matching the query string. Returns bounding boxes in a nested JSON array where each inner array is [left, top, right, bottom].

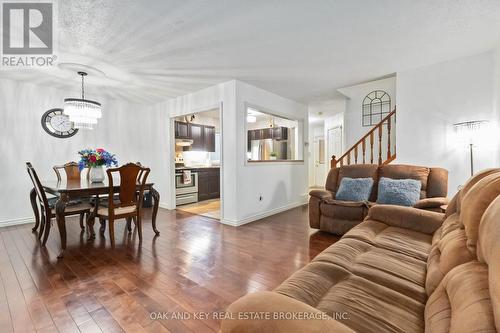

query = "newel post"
[[331, 155, 337, 169]]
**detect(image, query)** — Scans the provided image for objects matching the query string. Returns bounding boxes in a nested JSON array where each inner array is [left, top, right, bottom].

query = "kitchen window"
[[246, 106, 304, 162]]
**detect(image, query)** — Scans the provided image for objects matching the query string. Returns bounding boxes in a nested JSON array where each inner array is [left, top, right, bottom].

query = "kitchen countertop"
[[175, 166, 220, 171]]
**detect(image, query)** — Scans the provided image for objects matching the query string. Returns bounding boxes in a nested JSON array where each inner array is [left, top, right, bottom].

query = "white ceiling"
[[3, 0, 500, 105]]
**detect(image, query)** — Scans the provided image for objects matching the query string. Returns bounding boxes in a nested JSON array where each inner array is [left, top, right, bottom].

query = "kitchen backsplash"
[[176, 134, 221, 167]]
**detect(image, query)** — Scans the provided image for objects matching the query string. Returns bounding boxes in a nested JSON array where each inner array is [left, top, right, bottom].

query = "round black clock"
[[41, 108, 78, 138]]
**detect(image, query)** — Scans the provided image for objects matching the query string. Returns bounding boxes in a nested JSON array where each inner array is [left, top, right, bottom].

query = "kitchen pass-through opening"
[[173, 107, 222, 220]]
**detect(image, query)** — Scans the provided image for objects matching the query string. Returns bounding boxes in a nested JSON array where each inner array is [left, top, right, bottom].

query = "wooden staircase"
[[331, 108, 396, 168]]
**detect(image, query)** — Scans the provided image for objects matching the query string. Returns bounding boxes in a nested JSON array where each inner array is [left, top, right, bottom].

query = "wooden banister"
[[331, 108, 396, 169]]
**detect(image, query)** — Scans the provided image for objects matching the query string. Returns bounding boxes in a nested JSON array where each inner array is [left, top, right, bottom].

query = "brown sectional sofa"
[[309, 164, 449, 235], [221, 168, 500, 333]]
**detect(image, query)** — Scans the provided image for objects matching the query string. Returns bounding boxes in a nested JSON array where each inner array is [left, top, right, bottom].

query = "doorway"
[[313, 135, 326, 187], [171, 106, 223, 220], [327, 125, 342, 165]]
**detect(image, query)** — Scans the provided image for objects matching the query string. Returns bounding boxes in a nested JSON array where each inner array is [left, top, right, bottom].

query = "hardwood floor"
[[0, 206, 339, 333]]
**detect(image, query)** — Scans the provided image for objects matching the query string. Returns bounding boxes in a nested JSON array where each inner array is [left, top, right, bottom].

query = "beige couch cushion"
[[460, 172, 500, 253], [275, 259, 426, 333], [343, 220, 433, 261], [425, 170, 500, 295], [425, 262, 495, 332]]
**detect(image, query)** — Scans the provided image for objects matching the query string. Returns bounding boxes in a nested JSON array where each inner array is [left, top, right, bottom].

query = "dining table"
[[30, 179, 160, 258]]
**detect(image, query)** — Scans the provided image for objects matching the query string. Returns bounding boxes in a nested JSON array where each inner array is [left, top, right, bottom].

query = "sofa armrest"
[[413, 197, 449, 210], [221, 291, 354, 333], [309, 189, 333, 200], [323, 198, 368, 207], [366, 205, 445, 235]]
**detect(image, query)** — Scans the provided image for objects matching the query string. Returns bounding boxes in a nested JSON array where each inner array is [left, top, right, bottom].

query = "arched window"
[[362, 90, 391, 126]]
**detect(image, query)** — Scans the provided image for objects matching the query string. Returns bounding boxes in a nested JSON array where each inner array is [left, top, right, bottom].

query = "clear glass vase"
[[89, 166, 105, 183]]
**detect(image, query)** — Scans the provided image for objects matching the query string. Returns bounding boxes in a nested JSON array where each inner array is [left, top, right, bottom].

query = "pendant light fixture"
[[64, 71, 102, 129]]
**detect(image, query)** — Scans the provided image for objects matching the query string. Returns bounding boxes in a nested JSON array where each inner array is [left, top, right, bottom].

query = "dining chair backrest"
[[26, 162, 49, 209], [135, 161, 146, 182], [53, 162, 88, 182], [105, 163, 150, 214]]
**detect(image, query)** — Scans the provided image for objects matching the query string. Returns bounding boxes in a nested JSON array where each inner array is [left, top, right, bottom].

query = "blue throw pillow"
[[377, 177, 422, 206], [335, 177, 374, 202]]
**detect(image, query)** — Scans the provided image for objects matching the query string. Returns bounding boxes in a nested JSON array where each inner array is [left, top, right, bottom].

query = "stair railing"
[[331, 108, 396, 168]]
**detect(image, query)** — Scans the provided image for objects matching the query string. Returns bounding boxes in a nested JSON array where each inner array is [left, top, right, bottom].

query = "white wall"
[[397, 51, 497, 195], [0, 78, 166, 225], [338, 77, 396, 148], [165, 81, 237, 221], [165, 80, 308, 225], [233, 81, 309, 224], [494, 45, 500, 168]]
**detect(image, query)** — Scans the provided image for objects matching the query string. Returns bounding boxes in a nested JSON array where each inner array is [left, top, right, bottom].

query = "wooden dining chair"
[[52, 162, 90, 230], [92, 163, 150, 246], [26, 162, 92, 246], [53, 162, 89, 182]]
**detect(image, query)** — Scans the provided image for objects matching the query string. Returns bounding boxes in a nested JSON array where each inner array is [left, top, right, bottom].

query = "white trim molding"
[[0, 217, 35, 228], [221, 200, 308, 227]]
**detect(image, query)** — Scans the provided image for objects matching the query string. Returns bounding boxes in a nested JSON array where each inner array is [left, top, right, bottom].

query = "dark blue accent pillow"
[[377, 177, 422, 206], [335, 177, 374, 202]]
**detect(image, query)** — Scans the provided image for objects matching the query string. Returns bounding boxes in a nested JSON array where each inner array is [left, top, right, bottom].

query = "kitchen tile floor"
[[176, 198, 220, 220]]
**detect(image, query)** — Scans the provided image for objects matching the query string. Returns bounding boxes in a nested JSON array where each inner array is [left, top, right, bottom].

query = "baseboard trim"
[[159, 202, 173, 210], [0, 217, 34, 228], [221, 200, 307, 227]]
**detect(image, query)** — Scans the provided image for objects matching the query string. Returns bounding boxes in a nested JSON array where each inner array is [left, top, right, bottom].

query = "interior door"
[[313, 136, 326, 186], [327, 126, 342, 164]]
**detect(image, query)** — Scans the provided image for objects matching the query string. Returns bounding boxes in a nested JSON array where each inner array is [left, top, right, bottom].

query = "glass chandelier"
[[64, 71, 102, 129]]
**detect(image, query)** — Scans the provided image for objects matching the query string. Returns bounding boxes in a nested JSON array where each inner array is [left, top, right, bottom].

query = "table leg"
[[30, 188, 40, 232], [150, 187, 160, 235], [55, 193, 69, 258]]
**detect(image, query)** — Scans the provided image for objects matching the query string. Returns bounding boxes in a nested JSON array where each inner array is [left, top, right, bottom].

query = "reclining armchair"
[[309, 164, 448, 235]]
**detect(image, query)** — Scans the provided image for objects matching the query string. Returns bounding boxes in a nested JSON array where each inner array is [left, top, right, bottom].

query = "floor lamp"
[[453, 120, 490, 177]]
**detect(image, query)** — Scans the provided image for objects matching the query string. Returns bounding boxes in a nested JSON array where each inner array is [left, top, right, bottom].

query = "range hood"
[[176, 139, 193, 146]]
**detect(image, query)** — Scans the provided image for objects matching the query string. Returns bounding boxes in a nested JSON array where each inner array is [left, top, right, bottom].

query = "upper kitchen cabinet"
[[190, 123, 205, 150], [175, 121, 190, 139], [246, 106, 304, 162], [272, 126, 288, 140], [204, 126, 216, 152], [174, 121, 216, 152]]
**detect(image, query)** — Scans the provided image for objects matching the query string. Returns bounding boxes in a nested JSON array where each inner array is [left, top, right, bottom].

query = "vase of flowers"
[[78, 148, 118, 183]]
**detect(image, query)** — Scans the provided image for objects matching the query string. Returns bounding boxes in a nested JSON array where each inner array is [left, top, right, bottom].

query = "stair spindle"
[[370, 132, 374, 164], [387, 117, 392, 159], [378, 125, 383, 165], [354, 146, 358, 164], [347, 152, 351, 165], [362, 139, 366, 164]]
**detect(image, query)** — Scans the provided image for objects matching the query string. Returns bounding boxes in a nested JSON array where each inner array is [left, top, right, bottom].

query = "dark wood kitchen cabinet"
[[247, 126, 288, 141], [190, 123, 205, 150], [175, 121, 190, 139], [272, 127, 288, 140], [204, 126, 216, 152], [174, 121, 216, 152], [197, 168, 220, 201]]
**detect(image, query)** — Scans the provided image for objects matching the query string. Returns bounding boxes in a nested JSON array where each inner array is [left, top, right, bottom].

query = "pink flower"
[[96, 148, 104, 153]]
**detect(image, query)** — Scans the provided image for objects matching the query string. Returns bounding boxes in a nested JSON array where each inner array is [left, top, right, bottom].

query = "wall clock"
[[41, 108, 79, 138]]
